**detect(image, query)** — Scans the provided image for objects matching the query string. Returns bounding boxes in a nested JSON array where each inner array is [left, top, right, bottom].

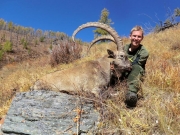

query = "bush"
[[20, 38, 28, 49], [49, 41, 82, 67], [1, 34, 5, 42], [0, 44, 2, 50], [0, 50, 4, 60], [23, 40, 28, 49], [20, 38, 25, 45], [34, 39, 38, 46], [3, 40, 12, 52], [39, 36, 45, 42]]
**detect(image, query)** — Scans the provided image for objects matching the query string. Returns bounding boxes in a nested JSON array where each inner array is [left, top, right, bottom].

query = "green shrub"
[[3, 40, 12, 52], [23, 40, 28, 49], [28, 48, 31, 54], [1, 34, 5, 42], [20, 38, 28, 49], [34, 39, 38, 46], [20, 38, 25, 45], [39, 36, 45, 42], [0, 50, 4, 60], [0, 44, 2, 50]]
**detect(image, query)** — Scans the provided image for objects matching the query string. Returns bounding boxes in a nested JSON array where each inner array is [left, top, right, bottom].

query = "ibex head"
[[72, 22, 132, 79]]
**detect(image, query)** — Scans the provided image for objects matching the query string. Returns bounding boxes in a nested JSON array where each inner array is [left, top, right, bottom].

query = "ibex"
[[32, 22, 131, 96]]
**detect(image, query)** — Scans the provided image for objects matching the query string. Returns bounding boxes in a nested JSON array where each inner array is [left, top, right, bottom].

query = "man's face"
[[129, 30, 143, 47]]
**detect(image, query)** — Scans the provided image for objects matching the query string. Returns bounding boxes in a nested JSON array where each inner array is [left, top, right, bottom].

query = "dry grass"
[[97, 25, 180, 134], [0, 25, 180, 134]]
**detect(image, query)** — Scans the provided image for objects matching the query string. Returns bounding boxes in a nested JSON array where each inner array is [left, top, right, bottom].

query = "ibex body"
[[32, 22, 131, 96]]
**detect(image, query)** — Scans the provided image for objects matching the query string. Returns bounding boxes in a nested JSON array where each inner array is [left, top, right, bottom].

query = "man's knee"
[[125, 91, 138, 108]]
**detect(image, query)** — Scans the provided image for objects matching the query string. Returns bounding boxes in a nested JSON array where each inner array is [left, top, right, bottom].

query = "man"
[[123, 26, 149, 107]]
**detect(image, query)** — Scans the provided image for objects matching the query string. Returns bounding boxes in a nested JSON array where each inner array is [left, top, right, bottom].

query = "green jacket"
[[124, 44, 149, 70]]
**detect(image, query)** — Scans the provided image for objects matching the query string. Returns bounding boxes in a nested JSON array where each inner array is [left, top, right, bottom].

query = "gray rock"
[[1, 90, 100, 135]]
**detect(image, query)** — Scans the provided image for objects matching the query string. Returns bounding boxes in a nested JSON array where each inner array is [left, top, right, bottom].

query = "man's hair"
[[130, 26, 144, 36]]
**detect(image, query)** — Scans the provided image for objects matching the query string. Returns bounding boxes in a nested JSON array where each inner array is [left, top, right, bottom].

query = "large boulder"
[[1, 90, 100, 135]]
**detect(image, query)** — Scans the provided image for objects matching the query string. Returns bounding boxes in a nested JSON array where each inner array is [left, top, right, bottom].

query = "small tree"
[[0, 19, 6, 30], [1, 34, 5, 42], [8, 21, 14, 41], [3, 40, 13, 52], [174, 8, 180, 17], [23, 40, 28, 49], [93, 8, 113, 38], [154, 7, 180, 32]]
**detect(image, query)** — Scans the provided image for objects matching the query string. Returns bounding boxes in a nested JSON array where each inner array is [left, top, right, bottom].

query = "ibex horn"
[[87, 35, 116, 53], [72, 22, 123, 51]]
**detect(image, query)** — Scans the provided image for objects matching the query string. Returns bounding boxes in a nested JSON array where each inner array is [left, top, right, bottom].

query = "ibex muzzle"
[[108, 49, 132, 82]]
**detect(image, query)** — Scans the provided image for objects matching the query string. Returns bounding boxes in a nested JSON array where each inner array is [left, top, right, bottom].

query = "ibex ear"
[[107, 49, 115, 58]]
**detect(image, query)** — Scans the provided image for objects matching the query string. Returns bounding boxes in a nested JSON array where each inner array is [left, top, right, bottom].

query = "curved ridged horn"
[[72, 22, 123, 51], [87, 35, 115, 53]]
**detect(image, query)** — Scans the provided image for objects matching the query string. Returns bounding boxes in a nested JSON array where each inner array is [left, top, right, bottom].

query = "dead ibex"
[[32, 22, 131, 96]]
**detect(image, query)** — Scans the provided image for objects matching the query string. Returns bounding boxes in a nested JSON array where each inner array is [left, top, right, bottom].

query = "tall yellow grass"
[[0, 25, 180, 134]]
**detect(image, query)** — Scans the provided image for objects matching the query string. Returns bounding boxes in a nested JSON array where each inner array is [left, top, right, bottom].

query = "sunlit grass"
[[0, 25, 180, 134]]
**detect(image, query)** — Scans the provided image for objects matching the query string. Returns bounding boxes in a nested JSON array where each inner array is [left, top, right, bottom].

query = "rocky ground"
[[1, 90, 100, 135]]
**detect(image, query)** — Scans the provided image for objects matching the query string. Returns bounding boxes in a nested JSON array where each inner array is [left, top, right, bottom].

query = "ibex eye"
[[117, 55, 124, 59], [120, 55, 124, 58]]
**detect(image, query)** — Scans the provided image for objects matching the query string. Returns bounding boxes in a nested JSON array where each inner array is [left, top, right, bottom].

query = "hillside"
[[0, 28, 78, 68], [0, 23, 180, 134]]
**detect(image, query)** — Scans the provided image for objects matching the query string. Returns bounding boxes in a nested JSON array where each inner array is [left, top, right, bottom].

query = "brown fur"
[[32, 57, 111, 96]]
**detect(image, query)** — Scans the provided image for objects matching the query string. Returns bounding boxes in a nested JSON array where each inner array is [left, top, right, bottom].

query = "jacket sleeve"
[[138, 48, 149, 67]]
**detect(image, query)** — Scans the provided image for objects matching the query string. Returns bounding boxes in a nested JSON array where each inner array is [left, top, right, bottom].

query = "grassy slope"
[[0, 25, 180, 134]]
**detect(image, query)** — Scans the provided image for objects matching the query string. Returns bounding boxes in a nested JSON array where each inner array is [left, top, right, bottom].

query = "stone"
[[1, 90, 100, 135]]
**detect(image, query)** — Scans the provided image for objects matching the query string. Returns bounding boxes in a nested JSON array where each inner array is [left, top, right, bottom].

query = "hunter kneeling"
[[123, 26, 149, 108]]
